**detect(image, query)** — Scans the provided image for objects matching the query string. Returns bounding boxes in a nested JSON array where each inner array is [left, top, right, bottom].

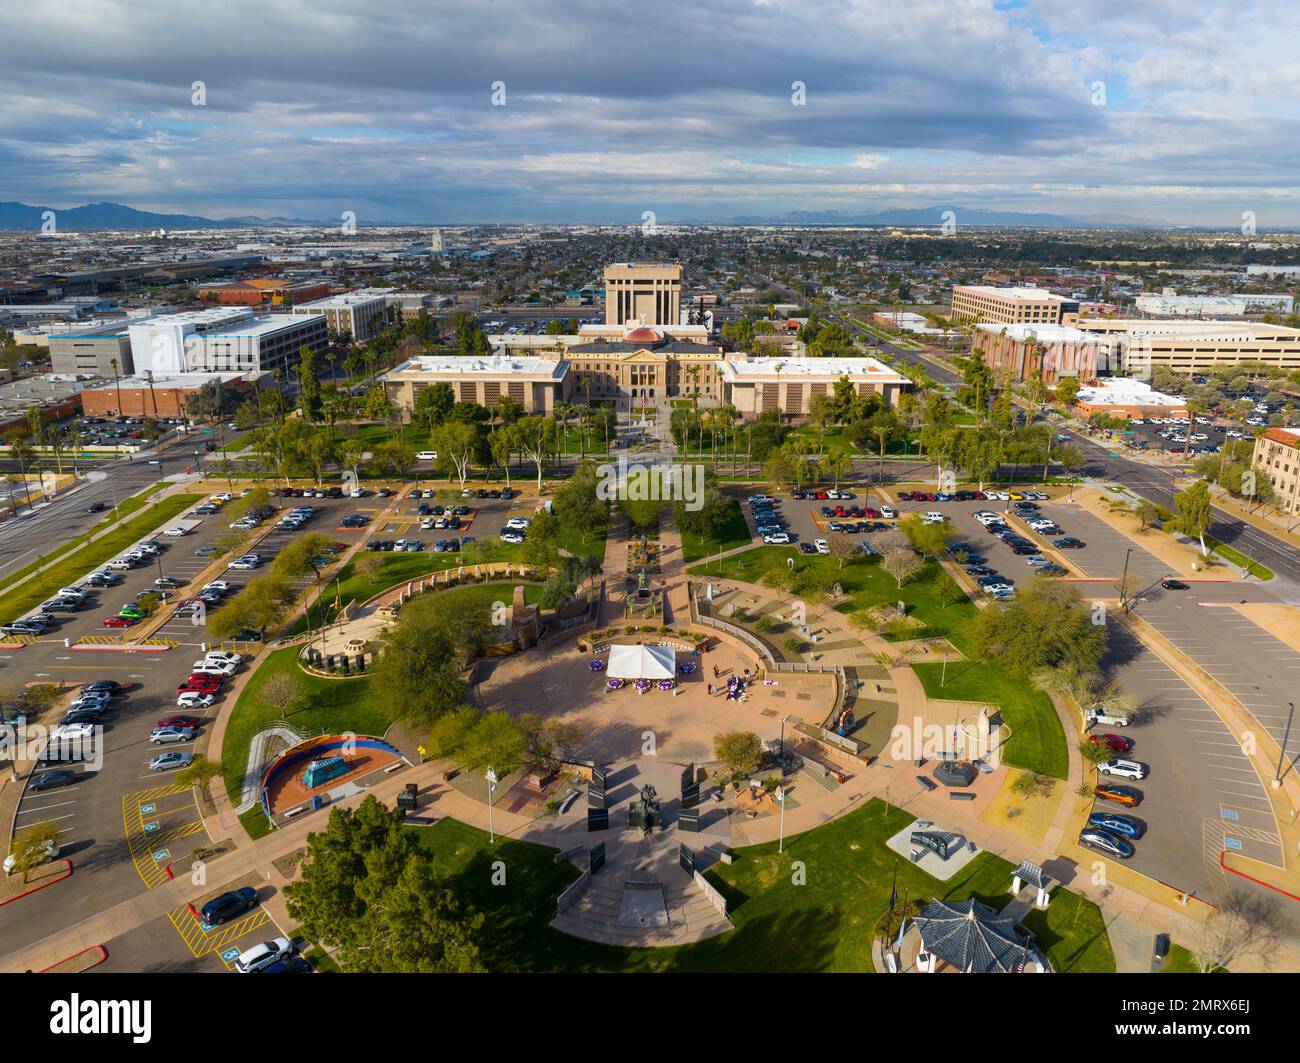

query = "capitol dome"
[[623, 325, 664, 345]]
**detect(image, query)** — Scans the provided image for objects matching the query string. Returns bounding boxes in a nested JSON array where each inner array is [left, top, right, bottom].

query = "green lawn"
[[687, 545, 1068, 778], [1019, 885, 1116, 972], [553, 519, 608, 561], [687, 546, 976, 644], [1205, 535, 1274, 580], [221, 647, 401, 806], [385, 799, 1112, 972], [290, 539, 526, 635], [680, 500, 751, 562], [228, 583, 546, 809], [0, 491, 203, 620], [914, 660, 1068, 779]]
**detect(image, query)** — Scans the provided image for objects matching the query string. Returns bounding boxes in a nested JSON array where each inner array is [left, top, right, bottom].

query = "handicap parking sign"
[[1224, 837, 1242, 851], [220, 946, 242, 962], [143, 821, 159, 833], [141, 803, 156, 814], [153, 849, 170, 862], [1221, 809, 1239, 822]]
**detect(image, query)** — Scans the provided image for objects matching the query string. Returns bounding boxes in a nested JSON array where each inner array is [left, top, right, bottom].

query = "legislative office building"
[[382, 321, 908, 419]]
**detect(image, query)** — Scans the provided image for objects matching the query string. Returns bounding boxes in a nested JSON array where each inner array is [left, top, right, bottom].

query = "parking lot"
[[907, 489, 1287, 897], [737, 487, 901, 551], [0, 486, 375, 961], [1094, 623, 1282, 901]]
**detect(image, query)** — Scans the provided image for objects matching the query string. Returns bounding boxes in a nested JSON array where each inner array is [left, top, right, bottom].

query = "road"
[[0, 427, 255, 584], [836, 313, 1300, 600]]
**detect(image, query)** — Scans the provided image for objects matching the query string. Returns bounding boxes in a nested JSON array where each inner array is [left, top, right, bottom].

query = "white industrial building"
[[127, 307, 327, 376], [1134, 293, 1294, 316]]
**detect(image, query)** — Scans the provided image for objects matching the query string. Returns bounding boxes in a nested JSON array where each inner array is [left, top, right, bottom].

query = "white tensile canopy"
[[607, 643, 676, 680]]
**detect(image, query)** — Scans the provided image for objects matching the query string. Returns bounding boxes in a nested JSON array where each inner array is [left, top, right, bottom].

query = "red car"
[[897, 492, 915, 501], [157, 714, 204, 729], [186, 673, 224, 687], [1090, 733, 1134, 754], [177, 678, 221, 694], [834, 505, 846, 516], [814, 491, 828, 500], [864, 507, 879, 519], [102, 615, 136, 628]]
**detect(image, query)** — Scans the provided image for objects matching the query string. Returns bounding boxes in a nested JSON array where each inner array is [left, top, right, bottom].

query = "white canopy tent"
[[606, 643, 676, 680]]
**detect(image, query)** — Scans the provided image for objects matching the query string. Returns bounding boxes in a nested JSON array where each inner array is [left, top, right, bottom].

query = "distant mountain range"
[[0, 198, 1184, 231], [0, 201, 321, 230], [720, 205, 1172, 228]]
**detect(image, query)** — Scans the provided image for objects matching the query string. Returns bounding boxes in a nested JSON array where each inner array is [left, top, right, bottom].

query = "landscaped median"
[[0, 490, 203, 622]]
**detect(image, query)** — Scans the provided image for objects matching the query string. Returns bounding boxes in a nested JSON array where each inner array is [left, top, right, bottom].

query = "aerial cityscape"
[[2, 0, 1297, 1031]]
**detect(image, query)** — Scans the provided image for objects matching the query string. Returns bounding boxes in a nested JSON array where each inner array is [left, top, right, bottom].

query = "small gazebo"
[[913, 898, 1042, 973]]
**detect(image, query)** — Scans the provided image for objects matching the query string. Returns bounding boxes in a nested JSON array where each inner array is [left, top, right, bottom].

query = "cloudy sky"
[[2, 0, 1297, 226]]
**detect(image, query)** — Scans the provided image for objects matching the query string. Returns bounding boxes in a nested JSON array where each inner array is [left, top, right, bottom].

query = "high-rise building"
[[604, 262, 682, 327]]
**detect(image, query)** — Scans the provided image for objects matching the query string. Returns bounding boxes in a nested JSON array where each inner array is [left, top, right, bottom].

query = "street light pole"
[[776, 786, 786, 854], [1119, 547, 1132, 612], [1274, 702, 1295, 789], [485, 767, 498, 843]]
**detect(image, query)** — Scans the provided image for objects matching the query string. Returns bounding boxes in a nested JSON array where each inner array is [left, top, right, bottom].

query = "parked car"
[[1098, 758, 1147, 780], [1160, 579, 1188, 590], [29, 769, 79, 791], [235, 937, 296, 974], [1087, 812, 1143, 839], [1089, 733, 1134, 754], [200, 886, 259, 926], [1086, 706, 1131, 728], [150, 751, 195, 772], [1078, 828, 1135, 859], [176, 691, 217, 709], [1095, 783, 1143, 807], [150, 726, 196, 745]]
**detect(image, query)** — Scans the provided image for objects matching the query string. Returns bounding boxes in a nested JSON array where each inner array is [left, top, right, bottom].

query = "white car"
[[228, 558, 260, 570], [4, 838, 59, 875], [150, 726, 196, 745], [349, 487, 365, 497], [505, 517, 531, 530], [973, 511, 1002, 525], [191, 661, 237, 677], [814, 538, 829, 554], [57, 587, 87, 601], [234, 937, 295, 974], [416, 451, 438, 461], [204, 651, 245, 667], [1098, 758, 1147, 780], [1026, 518, 1055, 530], [51, 721, 96, 740], [203, 581, 233, 594], [1025, 555, 1050, 567], [747, 494, 773, 504], [879, 505, 895, 519], [762, 532, 791, 544], [212, 493, 233, 503], [176, 691, 217, 709], [921, 512, 946, 524], [988, 491, 1009, 501], [499, 531, 525, 544], [1086, 706, 1131, 728]]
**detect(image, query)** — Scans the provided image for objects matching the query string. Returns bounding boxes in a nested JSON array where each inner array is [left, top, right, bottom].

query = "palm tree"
[[110, 357, 122, 415]]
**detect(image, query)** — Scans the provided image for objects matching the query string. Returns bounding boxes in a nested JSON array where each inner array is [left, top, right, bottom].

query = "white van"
[[921, 511, 946, 524]]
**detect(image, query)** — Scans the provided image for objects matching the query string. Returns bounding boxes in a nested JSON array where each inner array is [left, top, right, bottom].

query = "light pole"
[[776, 785, 786, 854], [1119, 547, 1132, 612], [1274, 702, 1295, 789], [485, 767, 498, 843]]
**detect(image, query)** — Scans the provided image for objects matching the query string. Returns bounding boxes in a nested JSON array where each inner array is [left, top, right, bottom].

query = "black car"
[[1053, 537, 1085, 549], [30, 769, 79, 791], [1160, 579, 1188, 590], [965, 565, 995, 577], [81, 680, 122, 695], [798, 541, 817, 554], [86, 501, 107, 513], [200, 886, 259, 925]]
